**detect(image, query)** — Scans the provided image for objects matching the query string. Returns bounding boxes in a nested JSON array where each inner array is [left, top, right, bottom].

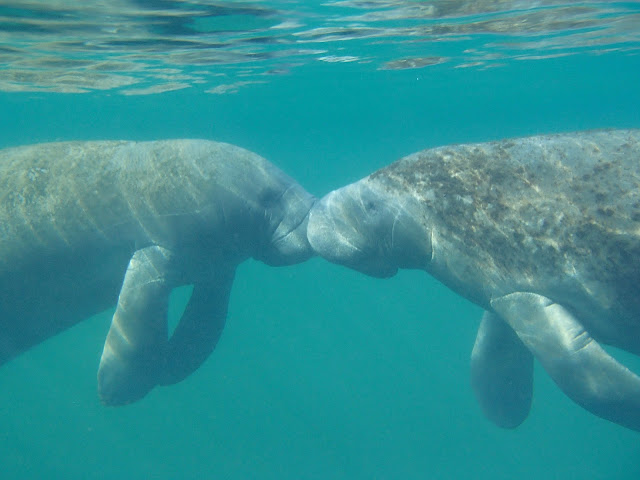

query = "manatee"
[[0, 140, 315, 405], [307, 129, 640, 432]]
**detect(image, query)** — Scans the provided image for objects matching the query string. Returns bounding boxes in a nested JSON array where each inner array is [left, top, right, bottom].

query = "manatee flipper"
[[491, 292, 640, 431], [98, 246, 176, 406], [470, 311, 533, 428], [158, 268, 235, 386]]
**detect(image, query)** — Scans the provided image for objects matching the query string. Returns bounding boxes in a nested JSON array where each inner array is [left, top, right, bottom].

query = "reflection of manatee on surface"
[[308, 129, 640, 432], [0, 139, 316, 406]]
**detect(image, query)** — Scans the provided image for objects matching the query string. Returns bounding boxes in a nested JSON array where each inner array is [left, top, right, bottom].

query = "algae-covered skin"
[[307, 129, 640, 432], [0, 140, 316, 405]]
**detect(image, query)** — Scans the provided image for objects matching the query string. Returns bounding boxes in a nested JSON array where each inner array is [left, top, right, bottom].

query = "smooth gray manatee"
[[307, 129, 640, 432], [0, 140, 315, 405]]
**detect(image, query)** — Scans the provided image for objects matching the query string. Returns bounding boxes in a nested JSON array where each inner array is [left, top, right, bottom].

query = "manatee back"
[[0, 141, 133, 270], [0, 139, 296, 364], [0, 139, 286, 271], [374, 129, 640, 327]]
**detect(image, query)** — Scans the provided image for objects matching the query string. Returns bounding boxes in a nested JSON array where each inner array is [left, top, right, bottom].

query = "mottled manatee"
[[307, 129, 640, 432], [0, 140, 315, 405]]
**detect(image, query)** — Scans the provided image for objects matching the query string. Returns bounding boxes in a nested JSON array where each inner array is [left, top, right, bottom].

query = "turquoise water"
[[1, 2, 640, 478]]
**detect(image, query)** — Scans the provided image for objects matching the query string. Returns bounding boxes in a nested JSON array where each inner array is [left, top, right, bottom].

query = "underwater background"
[[1, 1, 640, 478]]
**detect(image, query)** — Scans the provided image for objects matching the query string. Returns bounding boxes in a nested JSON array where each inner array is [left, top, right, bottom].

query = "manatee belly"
[[0, 241, 135, 365]]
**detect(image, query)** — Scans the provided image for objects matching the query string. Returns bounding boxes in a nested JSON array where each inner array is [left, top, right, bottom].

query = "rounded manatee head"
[[307, 178, 432, 278], [184, 140, 317, 267], [260, 180, 317, 266]]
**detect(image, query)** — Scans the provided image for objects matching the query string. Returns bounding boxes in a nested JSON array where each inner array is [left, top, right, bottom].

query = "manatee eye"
[[259, 187, 280, 206], [364, 200, 378, 213]]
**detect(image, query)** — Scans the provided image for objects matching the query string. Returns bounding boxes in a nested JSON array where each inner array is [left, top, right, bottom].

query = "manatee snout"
[[308, 182, 431, 277], [308, 186, 393, 277]]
